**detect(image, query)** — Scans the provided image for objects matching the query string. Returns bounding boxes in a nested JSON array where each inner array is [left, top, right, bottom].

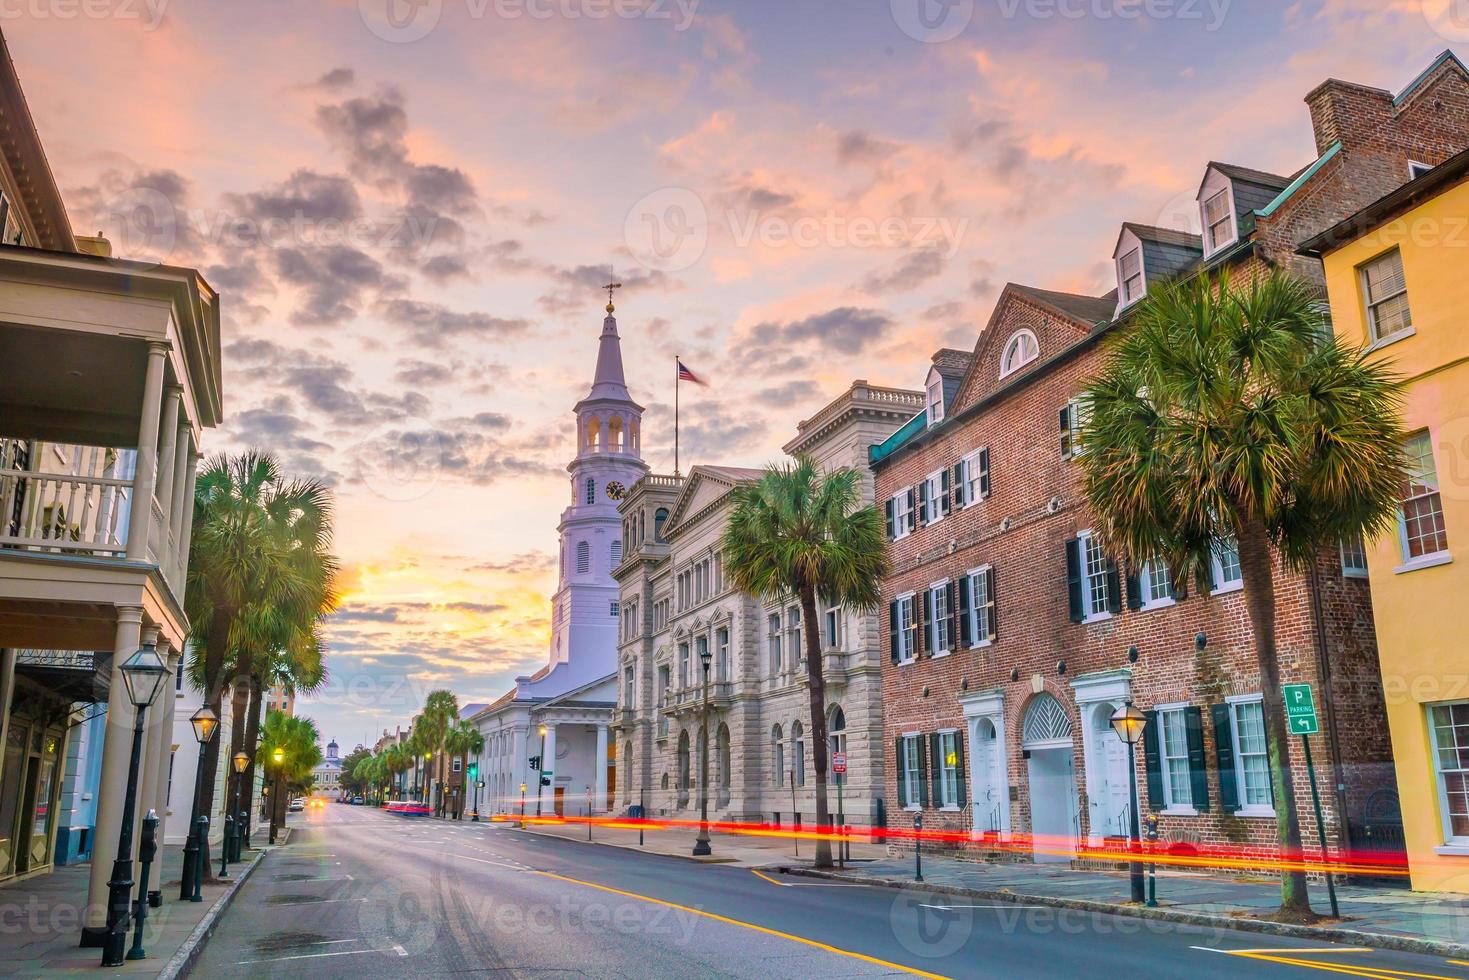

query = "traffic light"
[[467, 762, 478, 779], [529, 755, 540, 770]]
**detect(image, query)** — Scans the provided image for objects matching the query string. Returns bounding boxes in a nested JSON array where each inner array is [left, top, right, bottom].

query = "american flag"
[[677, 359, 708, 385]]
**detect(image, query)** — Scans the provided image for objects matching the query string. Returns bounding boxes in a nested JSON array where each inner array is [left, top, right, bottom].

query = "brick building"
[[871, 52, 1469, 867]]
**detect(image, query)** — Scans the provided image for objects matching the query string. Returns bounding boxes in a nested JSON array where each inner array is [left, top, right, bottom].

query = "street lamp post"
[[536, 725, 547, 816], [101, 641, 172, 968], [1110, 699, 1149, 905], [178, 704, 219, 902], [693, 644, 713, 857], [269, 747, 285, 844], [471, 758, 481, 822], [221, 751, 249, 877]]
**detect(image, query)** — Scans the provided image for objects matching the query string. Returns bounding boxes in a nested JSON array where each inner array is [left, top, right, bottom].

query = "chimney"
[[75, 233, 112, 257], [1304, 77, 1393, 156]]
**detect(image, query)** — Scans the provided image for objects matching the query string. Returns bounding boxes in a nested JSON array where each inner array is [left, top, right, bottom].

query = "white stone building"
[[313, 739, 344, 797], [612, 381, 923, 830], [471, 301, 644, 817]]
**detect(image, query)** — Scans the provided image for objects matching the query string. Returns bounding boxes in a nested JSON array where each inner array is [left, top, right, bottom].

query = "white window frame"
[[895, 593, 917, 665], [892, 491, 913, 541], [768, 613, 783, 674], [1409, 160, 1434, 180], [928, 581, 952, 658], [1077, 529, 1112, 623], [1427, 701, 1469, 847], [716, 626, 730, 682], [923, 470, 945, 526], [1227, 694, 1275, 817], [1210, 536, 1244, 595], [927, 378, 945, 426], [792, 722, 807, 787], [1062, 397, 1091, 459], [1398, 430, 1451, 571], [966, 565, 994, 649], [1136, 558, 1175, 611], [999, 329, 1040, 379], [1155, 702, 1196, 816], [452, 758, 462, 773], [900, 732, 923, 810], [1202, 186, 1236, 254], [1360, 248, 1413, 346], [937, 729, 961, 810], [962, 448, 988, 505], [1340, 534, 1369, 579], [1118, 247, 1145, 306], [824, 605, 841, 650]]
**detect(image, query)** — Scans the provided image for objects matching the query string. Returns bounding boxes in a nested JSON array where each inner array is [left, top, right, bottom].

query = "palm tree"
[[239, 633, 327, 823], [185, 451, 337, 871], [444, 721, 485, 819], [258, 712, 325, 831], [383, 742, 410, 802], [722, 456, 887, 868], [414, 690, 459, 815], [1079, 270, 1405, 920]]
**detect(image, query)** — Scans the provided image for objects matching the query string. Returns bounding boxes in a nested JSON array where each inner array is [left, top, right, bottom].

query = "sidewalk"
[[0, 839, 267, 977]]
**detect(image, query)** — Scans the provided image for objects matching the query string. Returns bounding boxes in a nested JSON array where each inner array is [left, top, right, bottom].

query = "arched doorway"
[[1084, 701, 1132, 841], [1022, 693, 1079, 863], [971, 717, 1003, 833]]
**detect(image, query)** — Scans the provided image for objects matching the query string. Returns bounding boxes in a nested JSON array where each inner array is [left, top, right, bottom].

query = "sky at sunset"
[[9, 0, 1465, 747]]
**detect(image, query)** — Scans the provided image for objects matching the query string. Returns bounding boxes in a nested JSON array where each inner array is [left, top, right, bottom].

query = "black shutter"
[[929, 733, 943, 807], [984, 567, 998, 642], [1066, 539, 1083, 623], [906, 488, 917, 532], [978, 448, 992, 499], [917, 736, 930, 807], [1125, 564, 1143, 611], [896, 737, 907, 807], [1059, 405, 1073, 458], [951, 462, 966, 509], [885, 498, 896, 540], [946, 580, 958, 651], [889, 601, 900, 663], [1142, 710, 1164, 810], [917, 480, 929, 525], [954, 731, 967, 806], [1105, 559, 1123, 615], [1211, 703, 1240, 812], [1185, 706, 1210, 812], [958, 574, 973, 648], [940, 469, 952, 516], [918, 589, 930, 656]]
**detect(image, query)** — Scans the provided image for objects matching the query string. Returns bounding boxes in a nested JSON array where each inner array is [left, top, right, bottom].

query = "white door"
[[1098, 734, 1131, 838], [970, 719, 1002, 834], [1026, 746, 1077, 863]]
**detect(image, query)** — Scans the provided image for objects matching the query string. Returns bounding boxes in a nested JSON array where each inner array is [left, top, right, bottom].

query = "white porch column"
[[135, 632, 168, 848], [510, 726, 527, 815], [124, 342, 169, 562], [83, 606, 144, 935], [175, 446, 200, 573], [594, 724, 609, 813], [537, 724, 556, 816], [151, 647, 182, 843], [153, 386, 182, 521]]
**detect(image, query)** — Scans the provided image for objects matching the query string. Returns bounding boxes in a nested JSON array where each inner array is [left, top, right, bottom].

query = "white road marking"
[[918, 904, 1046, 910], [392, 944, 409, 956], [238, 947, 404, 964], [266, 898, 368, 907], [1189, 946, 1374, 955]]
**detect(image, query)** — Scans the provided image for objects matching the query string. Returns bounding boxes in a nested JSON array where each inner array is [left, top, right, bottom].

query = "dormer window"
[[1203, 187, 1236, 253], [1118, 248, 1144, 305], [926, 378, 945, 426], [999, 330, 1039, 379], [1409, 160, 1434, 180]]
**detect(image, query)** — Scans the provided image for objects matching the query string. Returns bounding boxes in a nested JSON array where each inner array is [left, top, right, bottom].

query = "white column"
[[174, 447, 199, 573], [153, 386, 182, 522], [510, 727, 527, 815], [151, 647, 182, 843], [83, 606, 144, 934], [124, 342, 169, 562], [594, 724, 609, 813], [537, 724, 556, 815]]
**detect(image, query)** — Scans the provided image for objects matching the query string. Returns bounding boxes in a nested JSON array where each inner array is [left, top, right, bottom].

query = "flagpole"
[[674, 354, 680, 476]]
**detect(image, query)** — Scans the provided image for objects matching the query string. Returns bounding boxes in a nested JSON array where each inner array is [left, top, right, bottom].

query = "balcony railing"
[[1, 467, 131, 556]]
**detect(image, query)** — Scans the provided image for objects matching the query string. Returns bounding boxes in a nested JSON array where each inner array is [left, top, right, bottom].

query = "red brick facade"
[[872, 53, 1469, 869]]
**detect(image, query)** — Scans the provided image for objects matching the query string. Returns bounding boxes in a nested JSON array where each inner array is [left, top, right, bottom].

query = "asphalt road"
[[193, 803, 1469, 979]]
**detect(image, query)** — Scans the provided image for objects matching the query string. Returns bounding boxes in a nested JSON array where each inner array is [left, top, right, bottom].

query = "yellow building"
[[1303, 145, 1469, 892]]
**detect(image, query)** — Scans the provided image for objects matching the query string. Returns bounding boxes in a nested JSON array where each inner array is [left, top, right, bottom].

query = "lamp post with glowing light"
[[693, 642, 713, 856], [1109, 699, 1149, 904], [101, 641, 172, 967], [269, 746, 286, 844], [221, 751, 249, 876], [178, 704, 219, 902], [536, 725, 548, 816]]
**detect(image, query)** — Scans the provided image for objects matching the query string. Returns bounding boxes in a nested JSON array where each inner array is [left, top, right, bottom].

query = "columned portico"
[[594, 724, 609, 813], [536, 723, 557, 816]]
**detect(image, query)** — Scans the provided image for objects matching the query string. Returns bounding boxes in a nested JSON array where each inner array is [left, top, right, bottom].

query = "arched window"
[[827, 706, 847, 777], [585, 418, 601, 451], [771, 724, 785, 786], [792, 721, 806, 787], [1022, 693, 1073, 746], [1000, 329, 1039, 378], [609, 417, 624, 452], [585, 478, 596, 505], [576, 541, 590, 574], [654, 508, 669, 542]]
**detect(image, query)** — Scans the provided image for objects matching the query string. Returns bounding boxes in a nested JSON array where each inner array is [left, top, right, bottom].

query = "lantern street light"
[[693, 642, 714, 856], [101, 641, 171, 967], [1109, 699, 1149, 904], [536, 725, 548, 816], [220, 751, 249, 877], [179, 704, 219, 903], [269, 746, 286, 844]]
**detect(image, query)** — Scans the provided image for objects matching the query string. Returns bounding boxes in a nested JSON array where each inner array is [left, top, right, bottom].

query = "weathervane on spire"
[[602, 277, 621, 314]]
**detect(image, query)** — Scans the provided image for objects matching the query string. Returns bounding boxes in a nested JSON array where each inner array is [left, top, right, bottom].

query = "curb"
[[156, 842, 272, 980], [514, 826, 741, 865], [778, 867, 1469, 961]]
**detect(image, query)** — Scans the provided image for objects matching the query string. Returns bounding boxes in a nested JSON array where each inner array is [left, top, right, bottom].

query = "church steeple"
[[586, 309, 632, 403]]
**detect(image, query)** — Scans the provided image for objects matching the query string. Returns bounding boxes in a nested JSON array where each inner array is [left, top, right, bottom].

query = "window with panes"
[[1082, 533, 1110, 617], [1203, 188, 1233, 252], [937, 731, 960, 807], [1230, 699, 1272, 810], [768, 614, 782, 673], [1361, 249, 1412, 342], [1429, 702, 1469, 843], [1400, 431, 1448, 560], [928, 584, 951, 655], [1158, 708, 1193, 808], [901, 735, 923, 808], [1120, 248, 1144, 303]]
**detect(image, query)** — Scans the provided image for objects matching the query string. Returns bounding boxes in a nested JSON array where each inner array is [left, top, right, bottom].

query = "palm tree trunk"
[[798, 587, 833, 868], [239, 676, 263, 840], [1236, 518, 1315, 919]]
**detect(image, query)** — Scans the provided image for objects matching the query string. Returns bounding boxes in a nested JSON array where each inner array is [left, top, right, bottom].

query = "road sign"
[[832, 752, 847, 774], [1283, 683, 1319, 735]]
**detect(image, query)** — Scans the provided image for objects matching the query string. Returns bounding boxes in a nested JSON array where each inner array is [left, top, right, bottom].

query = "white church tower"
[[549, 290, 649, 672]]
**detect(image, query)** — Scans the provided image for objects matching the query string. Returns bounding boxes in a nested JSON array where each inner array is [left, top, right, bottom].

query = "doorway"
[[1085, 702, 1132, 841], [970, 718, 1004, 834], [1022, 694, 1078, 863]]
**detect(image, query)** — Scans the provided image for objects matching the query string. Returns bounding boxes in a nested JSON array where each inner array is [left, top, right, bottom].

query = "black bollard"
[[234, 809, 247, 862], [913, 812, 924, 882], [190, 815, 208, 902], [179, 814, 199, 902], [218, 814, 233, 878], [127, 811, 159, 961]]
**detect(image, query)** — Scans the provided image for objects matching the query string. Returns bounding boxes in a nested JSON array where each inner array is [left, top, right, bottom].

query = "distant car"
[[288, 798, 305, 812], [310, 798, 324, 808], [352, 796, 364, 805]]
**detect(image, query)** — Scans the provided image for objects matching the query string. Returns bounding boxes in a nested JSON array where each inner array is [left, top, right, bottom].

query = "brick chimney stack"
[[1303, 77, 1394, 155]]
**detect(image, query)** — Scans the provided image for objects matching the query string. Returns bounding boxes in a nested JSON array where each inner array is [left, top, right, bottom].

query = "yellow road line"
[[1221, 948, 1375, 955], [750, 869, 790, 887], [533, 869, 951, 980], [1230, 950, 1467, 980], [749, 868, 869, 888]]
